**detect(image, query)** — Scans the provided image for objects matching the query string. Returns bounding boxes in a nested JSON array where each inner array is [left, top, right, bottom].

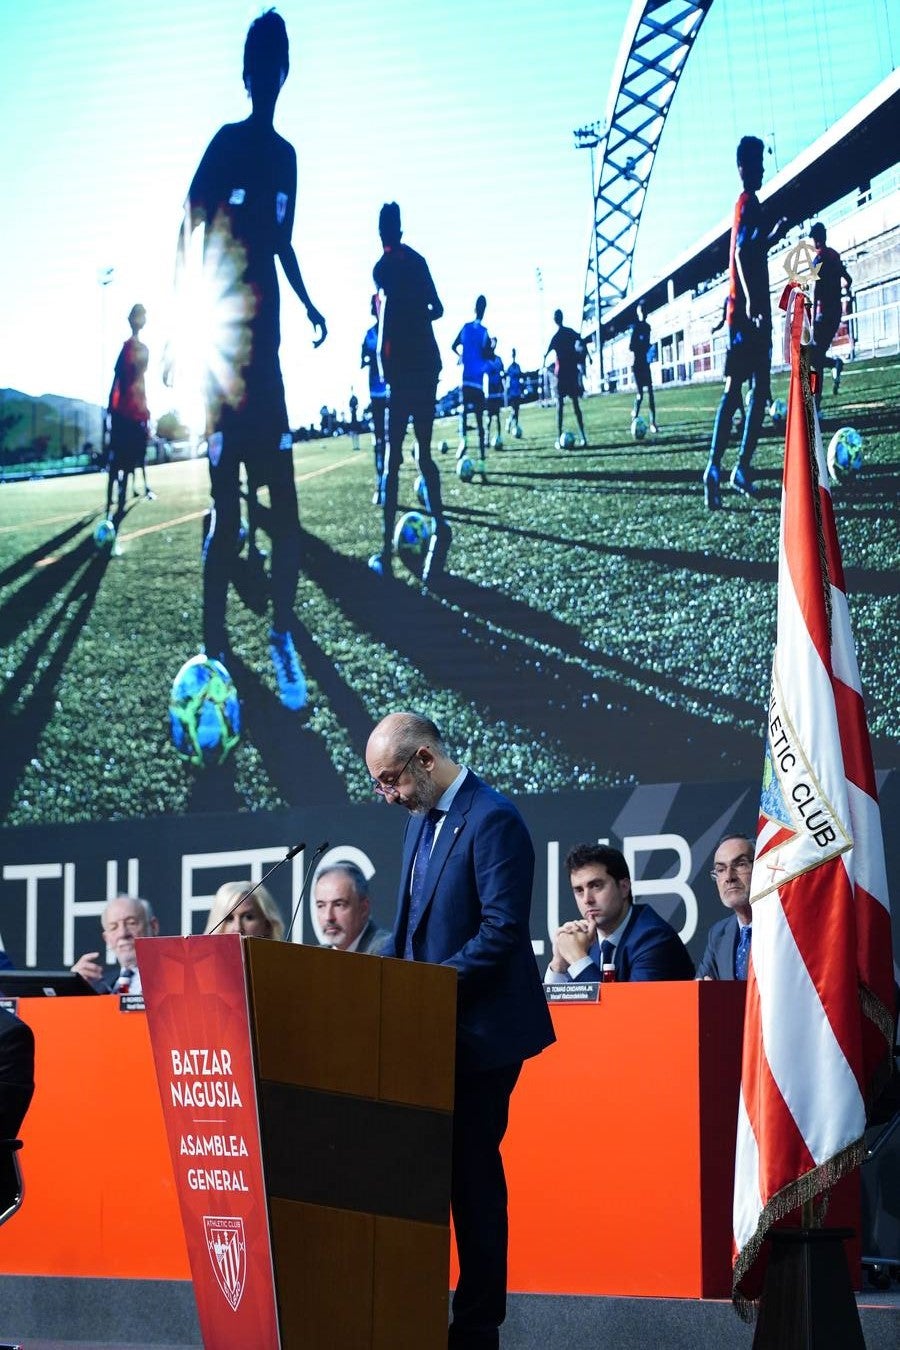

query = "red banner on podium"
[[138, 935, 280, 1349]]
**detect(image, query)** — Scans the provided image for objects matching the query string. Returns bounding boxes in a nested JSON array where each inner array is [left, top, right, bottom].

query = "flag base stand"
[[752, 1228, 864, 1350]]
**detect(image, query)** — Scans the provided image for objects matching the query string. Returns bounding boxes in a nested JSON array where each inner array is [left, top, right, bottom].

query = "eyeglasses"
[[371, 748, 420, 798], [710, 857, 753, 879]]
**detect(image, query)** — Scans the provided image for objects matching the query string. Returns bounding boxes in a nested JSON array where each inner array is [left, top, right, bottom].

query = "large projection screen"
[[1, 1, 897, 967]]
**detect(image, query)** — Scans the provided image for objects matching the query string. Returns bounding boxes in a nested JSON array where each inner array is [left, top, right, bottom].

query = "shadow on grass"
[[0, 529, 107, 649], [298, 527, 764, 785], [0, 514, 95, 590], [0, 545, 113, 819], [445, 483, 895, 596], [222, 648, 349, 809], [184, 756, 244, 814]]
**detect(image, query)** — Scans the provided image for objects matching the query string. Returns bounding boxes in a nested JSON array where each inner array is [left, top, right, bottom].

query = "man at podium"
[[366, 712, 555, 1350]]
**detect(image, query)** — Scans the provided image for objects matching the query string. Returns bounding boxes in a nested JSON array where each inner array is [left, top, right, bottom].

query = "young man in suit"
[[696, 833, 754, 981], [365, 712, 555, 1350], [313, 861, 391, 954], [545, 842, 694, 983]]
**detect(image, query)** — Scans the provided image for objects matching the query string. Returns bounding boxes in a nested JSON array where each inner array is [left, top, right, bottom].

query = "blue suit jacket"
[[389, 771, 555, 1073], [571, 902, 695, 983], [696, 913, 742, 980]]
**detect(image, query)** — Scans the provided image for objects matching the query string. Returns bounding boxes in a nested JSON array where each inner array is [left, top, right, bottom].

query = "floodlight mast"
[[574, 121, 606, 388]]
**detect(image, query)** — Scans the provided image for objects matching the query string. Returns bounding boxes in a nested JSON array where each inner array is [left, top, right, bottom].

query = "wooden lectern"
[[138, 935, 457, 1350]]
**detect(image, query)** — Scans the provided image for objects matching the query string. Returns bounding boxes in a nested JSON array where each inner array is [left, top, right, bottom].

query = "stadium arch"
[[600, 69, 900, 396], [579, 0, 716, 381]]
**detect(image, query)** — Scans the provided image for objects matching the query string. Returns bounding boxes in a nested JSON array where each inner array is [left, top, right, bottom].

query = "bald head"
[[365, 712, 459, 814]]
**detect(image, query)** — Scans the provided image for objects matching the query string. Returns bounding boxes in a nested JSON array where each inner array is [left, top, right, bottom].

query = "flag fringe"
[[731, 1134, 866, 1321], [860, 982, 896, 1111]]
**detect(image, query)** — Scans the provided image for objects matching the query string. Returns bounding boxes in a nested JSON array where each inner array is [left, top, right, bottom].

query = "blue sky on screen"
[[1, 0, 897, 428]]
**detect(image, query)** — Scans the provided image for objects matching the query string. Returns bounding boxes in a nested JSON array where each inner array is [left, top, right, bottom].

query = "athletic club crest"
[[203, 1215, 247, 1311], [751, 666, 851, 902]]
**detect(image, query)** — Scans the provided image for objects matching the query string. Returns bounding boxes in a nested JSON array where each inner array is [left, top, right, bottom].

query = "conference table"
[[0, 977, 857, 1300]]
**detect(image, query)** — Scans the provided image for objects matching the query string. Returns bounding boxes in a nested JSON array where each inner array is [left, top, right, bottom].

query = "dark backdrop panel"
[[0, 771, 896, 974]]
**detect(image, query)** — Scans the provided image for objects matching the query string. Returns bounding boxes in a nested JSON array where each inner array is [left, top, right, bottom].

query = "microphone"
[[284, 841, 330, 943], [207, 843, 305, 935]]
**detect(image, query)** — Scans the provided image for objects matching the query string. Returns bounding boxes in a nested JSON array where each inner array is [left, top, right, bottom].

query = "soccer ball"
[[413, 474, 431, 510], [559, 430, 575, 450], [826, 427, 863, 482], [513, 424, 523, 439], [93, 518, 116, 549], [457, 456, 475, 483], [491, 433, 503, 450], [169, 654, 241, 768], [769, 398, 787, 427], [631, 416, 648, 441], [393, 510, 433, 556]]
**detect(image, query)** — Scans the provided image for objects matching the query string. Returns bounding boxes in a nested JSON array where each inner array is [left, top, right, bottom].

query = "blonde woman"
[[204, 882, 285, 940]]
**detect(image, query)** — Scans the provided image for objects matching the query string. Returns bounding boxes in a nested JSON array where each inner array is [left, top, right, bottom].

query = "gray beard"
[[406, 761, 441, 814]]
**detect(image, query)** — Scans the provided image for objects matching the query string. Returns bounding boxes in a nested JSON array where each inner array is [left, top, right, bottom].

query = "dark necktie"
[[735, 925, 752, 981], [404, 808, 442, 960], [599, 939, 615, 970], [114, 967, 135, 994]]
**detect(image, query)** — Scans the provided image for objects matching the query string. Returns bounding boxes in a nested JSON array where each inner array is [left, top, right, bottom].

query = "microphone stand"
[[284, 841, 330, 943], [207, 842, 305, 935]]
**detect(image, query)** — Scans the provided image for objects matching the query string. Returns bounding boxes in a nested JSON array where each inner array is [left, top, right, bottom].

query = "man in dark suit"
[[545, 843, 694, 983], [0, 1007, 35, 1140], [365, 712, 555, 1350], [696, 833, 754, 981], [313, 861, 391, 954]]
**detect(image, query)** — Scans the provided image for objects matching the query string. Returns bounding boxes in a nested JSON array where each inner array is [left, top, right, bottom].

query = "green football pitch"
[[1, 358, 897, 827]]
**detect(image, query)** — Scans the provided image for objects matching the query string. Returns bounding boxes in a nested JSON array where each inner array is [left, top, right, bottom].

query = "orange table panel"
[[0, 998, 189, 1279], [503, 981, 747, 1298]]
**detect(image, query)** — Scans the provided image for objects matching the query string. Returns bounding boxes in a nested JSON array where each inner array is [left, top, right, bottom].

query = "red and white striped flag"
[[732, 286, 895, 1306]]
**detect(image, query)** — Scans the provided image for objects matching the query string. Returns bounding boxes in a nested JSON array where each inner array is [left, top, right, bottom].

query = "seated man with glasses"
[[71, 895, 160, 995], [697, 834, 755, 981]]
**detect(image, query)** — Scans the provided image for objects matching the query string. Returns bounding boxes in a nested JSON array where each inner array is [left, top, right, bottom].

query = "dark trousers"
[[449, 1061, 522, 1350], [204, 432, 300, 651], [809, 309, 842, 406], [708, 325, 771, 475], [371, 394, 387, 478], [382, 377, 445, 558]]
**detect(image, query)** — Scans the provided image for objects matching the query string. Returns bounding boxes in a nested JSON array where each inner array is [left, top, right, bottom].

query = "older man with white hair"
[[72, 894, 160, 994]]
